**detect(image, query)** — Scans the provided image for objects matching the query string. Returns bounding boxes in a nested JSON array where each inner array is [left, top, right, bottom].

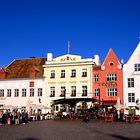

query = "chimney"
[[47, 53, 53, 61], [93, 55, 100, 65]]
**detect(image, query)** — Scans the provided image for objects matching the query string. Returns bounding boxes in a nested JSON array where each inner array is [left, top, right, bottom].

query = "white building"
[[123, 41, 140, 114], [0, 57, 47, 114]]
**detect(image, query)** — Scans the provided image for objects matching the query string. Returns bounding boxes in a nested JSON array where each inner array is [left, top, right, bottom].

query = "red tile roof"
[[0, 57, 47, 79]]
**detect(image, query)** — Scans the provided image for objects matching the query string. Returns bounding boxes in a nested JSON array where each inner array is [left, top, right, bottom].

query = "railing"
[[50, 94, 55, 97]]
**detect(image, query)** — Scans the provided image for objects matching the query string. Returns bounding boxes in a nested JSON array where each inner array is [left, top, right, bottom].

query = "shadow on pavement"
[[20, 138, 41, 140], [110, 134, 140, 140]]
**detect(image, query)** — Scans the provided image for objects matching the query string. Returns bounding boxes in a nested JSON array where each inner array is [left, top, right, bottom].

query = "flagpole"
[[68, 40, 70, 54]]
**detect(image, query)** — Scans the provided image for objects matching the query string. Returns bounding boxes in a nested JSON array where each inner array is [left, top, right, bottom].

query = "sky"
[[0, 0, 140, 67]]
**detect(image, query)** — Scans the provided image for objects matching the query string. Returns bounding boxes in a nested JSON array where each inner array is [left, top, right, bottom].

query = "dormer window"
[[109, 62, 114, 66]]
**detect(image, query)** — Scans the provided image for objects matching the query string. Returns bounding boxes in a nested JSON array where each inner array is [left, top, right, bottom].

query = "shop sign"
[[98, 81, 117, 87]]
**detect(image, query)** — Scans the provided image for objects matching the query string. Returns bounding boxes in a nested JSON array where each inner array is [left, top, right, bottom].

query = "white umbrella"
[[30, 104, 50, 110], [114, 97, 123, 119], [26, 98, 31, 116], [0, 105, 18, 110]]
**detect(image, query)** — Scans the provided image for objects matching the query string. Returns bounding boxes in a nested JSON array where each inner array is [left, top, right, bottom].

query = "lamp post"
[[99, 89, 101, 107], [64, 89, 66, 111]]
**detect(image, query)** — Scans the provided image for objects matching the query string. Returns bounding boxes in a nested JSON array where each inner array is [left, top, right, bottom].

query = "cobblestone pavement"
[[0, 119, 140, 140]]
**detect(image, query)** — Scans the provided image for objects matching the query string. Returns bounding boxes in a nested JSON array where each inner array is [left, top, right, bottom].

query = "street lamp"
[[99, 88, 101, 107]]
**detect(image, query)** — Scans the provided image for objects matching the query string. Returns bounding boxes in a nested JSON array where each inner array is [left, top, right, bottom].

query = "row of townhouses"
[[0, 41, 140, 114]]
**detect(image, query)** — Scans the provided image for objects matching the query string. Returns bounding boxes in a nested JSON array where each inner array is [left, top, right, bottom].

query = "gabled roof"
[[127, 42, 140, 64], [0, 57, 47, 79], [102, 48, 120, 66]]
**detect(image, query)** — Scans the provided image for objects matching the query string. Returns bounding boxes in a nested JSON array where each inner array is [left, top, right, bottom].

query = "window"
[[38, 88, 42, 96], [22, 89, 26, 97], [128, 93, 135, 102], [71, 86, 76, 96], [29, 81, 34, 87], [0, 89, 4, 97], [94, 88, 99, 96], [134, 64, 140, 71], [50, 70, 55, 78], [109, 62, 114, 66], [50, 87, 55, 97], [71, 69, 76, 77], [106, 73, 117, 81], [21, 106, 26, 112], [107, 88, 117, 96], [30, 88, 34, 97], [60, 86, 66, 97], [128, 78, 134, 87], [82, 69, 87, 77], [94, 74, 99, 82], [61, 70, 65, 78], [55, 105, 59, 111], [14, 89, 19, 97], [82, 86, 87, 96], [7, 89, 11, 97]]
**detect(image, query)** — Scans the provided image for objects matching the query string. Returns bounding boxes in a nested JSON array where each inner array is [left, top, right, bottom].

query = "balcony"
[[60, 93, 64, 97], [71, 75, 76, 78], [71, 93, 76, 97], [82, 74, 87, 77], [60, 75, 65, 78], [50, 76, 55, 79], [82, 93, 87, 96], [50, 94, 55, 97]]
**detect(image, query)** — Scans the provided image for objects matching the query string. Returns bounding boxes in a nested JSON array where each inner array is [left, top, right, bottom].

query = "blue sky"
[[0, 0, 140, 66]]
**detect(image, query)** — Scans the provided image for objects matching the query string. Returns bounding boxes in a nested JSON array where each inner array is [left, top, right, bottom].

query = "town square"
[[0, 119, 140, 140], [0, 0, 140, 139]]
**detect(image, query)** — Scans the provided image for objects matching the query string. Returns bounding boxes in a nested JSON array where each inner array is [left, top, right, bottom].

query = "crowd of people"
[[0, 110, 29, 125]]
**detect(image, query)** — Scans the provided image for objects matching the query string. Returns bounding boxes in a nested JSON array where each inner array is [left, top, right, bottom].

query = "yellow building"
[[43, 53, 100, 112]]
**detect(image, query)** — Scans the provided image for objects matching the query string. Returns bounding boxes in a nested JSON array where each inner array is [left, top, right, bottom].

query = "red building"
[[93, 48, 123, 106]]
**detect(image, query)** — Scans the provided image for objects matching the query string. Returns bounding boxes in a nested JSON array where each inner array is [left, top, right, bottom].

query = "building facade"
[[123, 42, 140, 110], [43, 53, 100, 112], [93, 48, 123, 106], [0, 57, 47, 113]]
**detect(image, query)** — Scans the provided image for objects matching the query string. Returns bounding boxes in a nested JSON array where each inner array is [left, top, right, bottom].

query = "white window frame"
[[134, 64, 140, 72], [60, 86, 66, 96], [82, 69, 87, 77], [107, 88, 117, 96], [106, 73, 117, 81], [128, 93, 135, 103], [71, 86, 76, 96], [38, 88, 42, 96], [61, 70, 65, 78], [7, 89, 11, 97], [71, 69, 76, 77], [22, 89, 26, 97], [50, 70, 55, 78], [128, 78, 134, 88], [82, 86, 87, 96], [94, 88, 99, 96], [30, 88, 34, 97], [14, 89, 19, 97], [50, 87, 55, 97], [94, 74, 99, 82], [0, 89, 4, 97]]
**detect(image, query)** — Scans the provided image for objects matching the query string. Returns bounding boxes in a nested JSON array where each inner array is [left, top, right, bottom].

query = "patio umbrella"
[[114, 97, 123, 119], [0, 105, 18, 110], [26, 98, 31, 115], [30, 104, 50, 110]]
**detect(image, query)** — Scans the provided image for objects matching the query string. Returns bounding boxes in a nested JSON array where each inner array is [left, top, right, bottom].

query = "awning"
[[102, 100, 117, 106], [52, 98, 96, 106]]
